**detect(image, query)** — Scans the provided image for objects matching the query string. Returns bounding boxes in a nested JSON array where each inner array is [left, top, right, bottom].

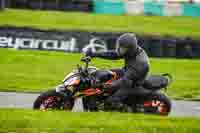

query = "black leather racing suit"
[[92, 46, 150, 110]]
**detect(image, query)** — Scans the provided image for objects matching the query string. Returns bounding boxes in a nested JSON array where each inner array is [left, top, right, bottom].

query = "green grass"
[[0, 9, 200, 38], [0, 48, 200, 100], [0, 108, 200, 133]]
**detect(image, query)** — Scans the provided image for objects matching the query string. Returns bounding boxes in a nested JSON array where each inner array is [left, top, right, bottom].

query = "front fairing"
[[62, 66, 98, 89], [63, 66, 98, 82], [63, 71, 79, 83]]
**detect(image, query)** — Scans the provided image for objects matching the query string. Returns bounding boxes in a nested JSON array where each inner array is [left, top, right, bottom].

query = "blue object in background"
[[93, 0, 125, 15], [183, 3, 200, 17], [0, 0, 5, 10], [144, 2, 164, 16]]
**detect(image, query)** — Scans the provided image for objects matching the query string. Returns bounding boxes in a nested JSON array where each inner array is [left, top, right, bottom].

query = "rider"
[[86, 33, 150, 111]]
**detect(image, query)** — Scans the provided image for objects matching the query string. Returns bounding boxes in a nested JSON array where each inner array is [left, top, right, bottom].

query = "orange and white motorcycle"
[[33, 55, 172, 116]]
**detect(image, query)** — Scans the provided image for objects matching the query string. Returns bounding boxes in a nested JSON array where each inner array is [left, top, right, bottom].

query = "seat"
[[143, 75, 169, 90]]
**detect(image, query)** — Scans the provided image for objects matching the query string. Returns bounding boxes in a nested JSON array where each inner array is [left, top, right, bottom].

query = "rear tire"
[[142, 92, 171, 116]]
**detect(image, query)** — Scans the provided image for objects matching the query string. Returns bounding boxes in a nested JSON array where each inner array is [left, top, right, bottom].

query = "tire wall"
[[6, 0, 93, 12], [5, 0, 200, 17]]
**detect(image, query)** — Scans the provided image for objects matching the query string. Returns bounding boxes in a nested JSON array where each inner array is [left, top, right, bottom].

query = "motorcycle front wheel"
[[33, 90, 73, 111]]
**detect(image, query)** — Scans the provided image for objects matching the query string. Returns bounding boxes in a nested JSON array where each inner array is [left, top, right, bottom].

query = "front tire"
[[33, 90, 73, 111]]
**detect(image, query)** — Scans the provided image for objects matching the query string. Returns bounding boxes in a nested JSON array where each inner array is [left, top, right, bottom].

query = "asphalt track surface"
[[0, 92, 200, 117]]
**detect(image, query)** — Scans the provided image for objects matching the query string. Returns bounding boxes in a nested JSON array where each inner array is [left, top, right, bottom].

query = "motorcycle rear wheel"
[[138, 92, 171, 116]]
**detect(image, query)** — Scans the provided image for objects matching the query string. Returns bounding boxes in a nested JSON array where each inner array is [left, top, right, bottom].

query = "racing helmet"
[[116, 33, 138, 56]]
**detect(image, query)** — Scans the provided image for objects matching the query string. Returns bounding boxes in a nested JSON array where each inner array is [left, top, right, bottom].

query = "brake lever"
[[77, 64, 82, 73]]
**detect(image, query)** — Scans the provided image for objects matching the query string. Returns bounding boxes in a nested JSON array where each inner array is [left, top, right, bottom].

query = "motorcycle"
[[33, 55, 172, 116]]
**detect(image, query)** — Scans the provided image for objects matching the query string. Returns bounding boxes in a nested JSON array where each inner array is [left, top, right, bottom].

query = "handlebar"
[[81, 56, 91, 64], [78, 55, 104, 89], [77, 56, 92, 76]]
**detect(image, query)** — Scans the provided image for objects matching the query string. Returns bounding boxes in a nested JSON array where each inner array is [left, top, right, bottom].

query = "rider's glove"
[[85, 48, 95, 57]]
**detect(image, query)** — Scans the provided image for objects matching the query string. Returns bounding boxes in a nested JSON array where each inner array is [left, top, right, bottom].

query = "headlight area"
[[55, 84, 66, 92], [64, 76, 80, 87]]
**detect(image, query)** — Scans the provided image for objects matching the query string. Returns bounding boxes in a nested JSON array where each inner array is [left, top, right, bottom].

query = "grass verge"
[[0, 48, 200, 100], [0, 108, 200, 133], [0, 9, 200, 38]]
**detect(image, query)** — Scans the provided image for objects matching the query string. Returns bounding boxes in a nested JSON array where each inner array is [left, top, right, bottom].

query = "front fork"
[[55, 84, 74, 110]]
